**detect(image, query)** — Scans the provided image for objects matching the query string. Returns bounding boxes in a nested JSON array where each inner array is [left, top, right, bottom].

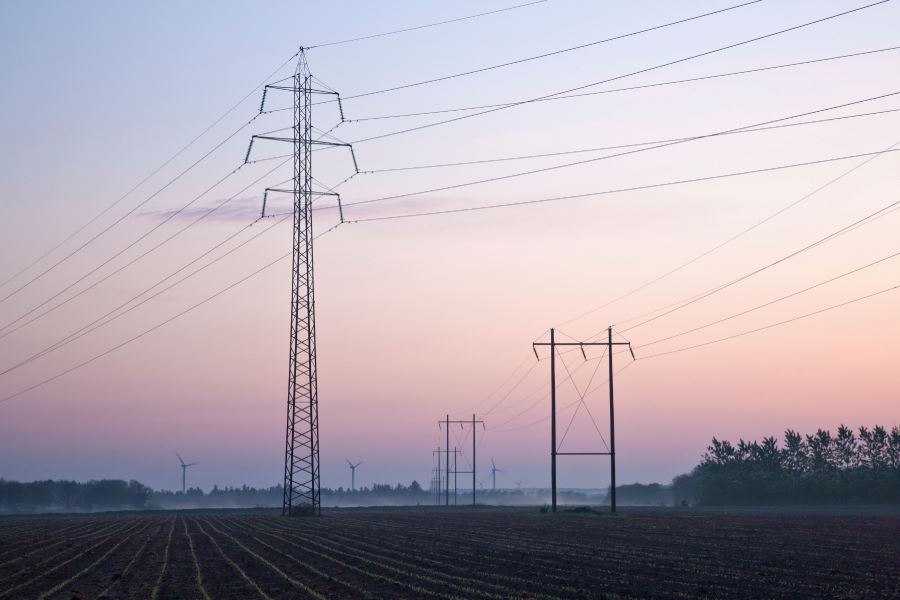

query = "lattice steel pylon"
[[247, 48, 352, 516], [283, 49, 319, 516]]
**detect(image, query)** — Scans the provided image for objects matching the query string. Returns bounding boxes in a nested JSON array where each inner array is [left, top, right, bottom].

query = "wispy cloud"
[[141, 196, 266, 223]]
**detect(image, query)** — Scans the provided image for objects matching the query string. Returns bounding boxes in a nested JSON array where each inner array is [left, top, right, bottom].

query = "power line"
[[305, 0, 548, 50], [340, 147, 900, 223], [582, 359, 637, 405], [1, 119, 347, 340], [340, 1, 762, 100], [638, 281, 900, 360], [492, 361, 635, 433], [346, 45, 900, 122], [359, 107, 900, 174], [0, 117, 258, 307], [466, 354, 535, 415], [348, 1, 890, 145], [618, 189, 900, 335], [487, 350, 597, 428], [0, 213, 294, 378], [0, 223, 343, 405], [0, 49, 300, 295], [336, 90, 900, 213], [482, 360, 542, 417], [556, 136, 900, 331], [634, 246, 900, 352], [556, 349, 608, 451], [0, 158, 292, 341]]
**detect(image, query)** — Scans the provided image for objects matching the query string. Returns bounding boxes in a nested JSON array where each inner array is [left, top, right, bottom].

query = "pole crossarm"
[[260, 81, 345, 122], [265, 189, 341, 196], [557, 452, 612, 456], [262, 190, 343, 220], [245, 136, 360, 176], [250, 136, 350, 147], [265, 85, 339, 95]]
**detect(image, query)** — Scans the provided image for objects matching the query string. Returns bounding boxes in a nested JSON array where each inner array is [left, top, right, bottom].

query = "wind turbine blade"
[[345, 458, 352, 467], [186, 462, 198, 467], [176, 452, 185, 466]]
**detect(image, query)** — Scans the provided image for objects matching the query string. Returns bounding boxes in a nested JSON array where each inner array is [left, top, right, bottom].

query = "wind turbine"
[[176, 452, 198, 494], [346, 459, 363, 492], [490, 457, 503, 490]]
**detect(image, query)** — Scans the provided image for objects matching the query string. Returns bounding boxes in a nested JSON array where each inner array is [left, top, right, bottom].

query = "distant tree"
[[687, 425, 900, 506]]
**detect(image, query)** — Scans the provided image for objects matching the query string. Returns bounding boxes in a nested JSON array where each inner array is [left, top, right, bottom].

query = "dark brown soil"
[[0, 507, 898, 599]]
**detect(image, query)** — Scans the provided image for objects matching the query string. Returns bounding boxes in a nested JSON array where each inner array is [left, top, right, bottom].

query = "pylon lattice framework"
[[283, 50, 319, 516]]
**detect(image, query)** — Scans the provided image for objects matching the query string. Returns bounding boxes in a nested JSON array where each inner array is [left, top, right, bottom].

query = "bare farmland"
[[0, 507, 897, 599]]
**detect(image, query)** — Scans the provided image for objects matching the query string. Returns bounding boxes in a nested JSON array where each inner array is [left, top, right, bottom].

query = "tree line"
[[3, 425, 896, 512], [672, 425, 900, 505], [0, 479, 153, 513], [0, 480, 433, 513]]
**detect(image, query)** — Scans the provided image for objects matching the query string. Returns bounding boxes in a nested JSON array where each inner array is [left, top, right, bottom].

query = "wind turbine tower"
[[490, 457, 503, 490], [346, 459, 363, 492], [176, 452, 198, 494]]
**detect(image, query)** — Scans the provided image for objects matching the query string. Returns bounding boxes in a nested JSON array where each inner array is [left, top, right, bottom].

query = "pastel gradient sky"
[[1, 1, 898, 492]]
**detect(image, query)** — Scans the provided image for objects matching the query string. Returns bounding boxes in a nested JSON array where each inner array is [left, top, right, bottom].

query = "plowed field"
[[1, 507, 897, 599]]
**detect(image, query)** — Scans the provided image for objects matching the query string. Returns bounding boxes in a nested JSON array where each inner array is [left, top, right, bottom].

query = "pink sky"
[[1, 0, 899, 492]]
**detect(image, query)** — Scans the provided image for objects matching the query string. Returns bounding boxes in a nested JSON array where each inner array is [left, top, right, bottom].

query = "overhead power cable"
[[0, 158, 292, 341], [1, 119, 346, 339], [633, 245, 900, 352], [336, 90, 900, 213], [0, 117, 258, 308], [487, 351, 598, 428], [467, 352, 541, 415], [340, 0, 762, 100], [482, 360, 542, 418], [0, 224, 343, 406], [360, 107, 900, 174], [0, 49, 300, 296], [348, 1, 890, 145], [556, 349, 608, 451], [618, 188, 900, 335], [341, 147, 900, 223], [346, 45, 900, 122], [305, 0, 548, 50], [638, 281, 900, 360], [0, 213, 295, 378], [491, 361, 635, 433], [557, 136, 900, 330]]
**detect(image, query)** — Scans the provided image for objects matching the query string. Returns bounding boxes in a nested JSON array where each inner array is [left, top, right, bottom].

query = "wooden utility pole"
[[533, 327, 633, 513]]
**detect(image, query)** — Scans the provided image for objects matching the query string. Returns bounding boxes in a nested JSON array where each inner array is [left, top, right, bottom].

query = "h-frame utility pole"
[[533, 327, 634, 513], [439, 415, 485, 506], [433, 446, 461, 506]]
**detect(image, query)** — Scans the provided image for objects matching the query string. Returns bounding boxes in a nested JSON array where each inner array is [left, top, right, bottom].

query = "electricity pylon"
[[247, 48, 350, 516]]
